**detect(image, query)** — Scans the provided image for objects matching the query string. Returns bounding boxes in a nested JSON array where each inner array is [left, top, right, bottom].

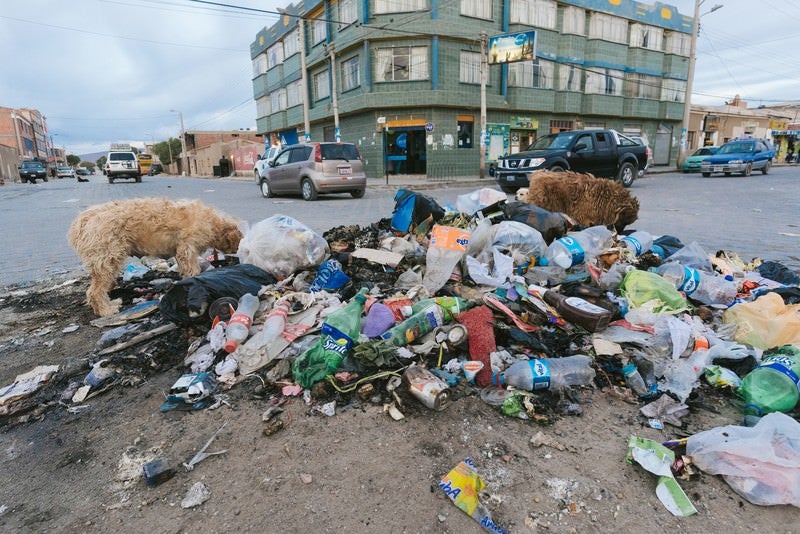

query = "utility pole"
[[479, 31, 488, 179], [168, 137, 174, 172], [328, 43, 341, 142], [298, 18, 311, 142], [171, 109, 190, 176]]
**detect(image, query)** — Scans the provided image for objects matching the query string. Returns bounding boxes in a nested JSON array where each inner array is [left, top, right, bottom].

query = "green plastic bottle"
[[410, 297, 470, 321], [292, 288, 367, 388], [740, 345, 800, 415]]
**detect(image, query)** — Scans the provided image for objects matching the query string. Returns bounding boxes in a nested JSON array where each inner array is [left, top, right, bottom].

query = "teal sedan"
[[682, 146, 719, 173]]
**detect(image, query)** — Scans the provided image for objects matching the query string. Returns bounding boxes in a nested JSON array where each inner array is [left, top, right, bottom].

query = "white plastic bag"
[[455, 187, 507, 214], [686, 412, 800, 507], [237, 215, 329, 278]]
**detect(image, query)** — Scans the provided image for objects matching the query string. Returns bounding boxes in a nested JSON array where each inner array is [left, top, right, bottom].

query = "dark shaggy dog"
[[523, 170, 640, 232], [68, 198, 243, 316]]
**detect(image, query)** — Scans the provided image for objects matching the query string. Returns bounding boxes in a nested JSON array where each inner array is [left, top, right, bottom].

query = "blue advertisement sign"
[[488, 31, 536, 65]]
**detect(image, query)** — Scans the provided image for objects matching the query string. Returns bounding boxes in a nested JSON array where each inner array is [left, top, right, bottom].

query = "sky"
[[0, 0, 795, 157]]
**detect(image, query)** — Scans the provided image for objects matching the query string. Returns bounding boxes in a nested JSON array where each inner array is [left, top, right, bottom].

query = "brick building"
[[251, 0, 693, 178], [184, 130, 262, 176]]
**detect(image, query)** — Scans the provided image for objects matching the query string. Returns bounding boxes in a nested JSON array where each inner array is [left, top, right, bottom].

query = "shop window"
[[458, 119, 474, 148]]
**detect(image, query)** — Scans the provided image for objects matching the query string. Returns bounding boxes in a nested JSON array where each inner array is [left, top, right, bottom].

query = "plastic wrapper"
[[723, 292, 800, 349], [501, 201, 571, 244], [466, 247, 513, 287], [663, 241, 713, 272], [686, 412, 800, 507], [490, 221, 546, 264], [237, 215, 329, 278], [438, 458, 506, 533], [455, 188, 507, 215], [619, 270, 687, 314]]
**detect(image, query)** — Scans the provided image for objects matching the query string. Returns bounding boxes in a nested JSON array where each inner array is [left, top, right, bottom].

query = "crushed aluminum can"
[[402, 365, 451, 411]]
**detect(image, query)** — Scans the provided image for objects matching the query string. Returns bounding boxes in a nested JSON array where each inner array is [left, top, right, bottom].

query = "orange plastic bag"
[[723, 293, 800, 349]]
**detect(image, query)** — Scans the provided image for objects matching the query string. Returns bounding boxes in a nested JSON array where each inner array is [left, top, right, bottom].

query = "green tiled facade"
[[251, 0, 691, 178]]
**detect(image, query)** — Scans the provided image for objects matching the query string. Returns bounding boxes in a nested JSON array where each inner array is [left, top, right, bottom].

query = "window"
[[267, 42, 284, 70], [508, 59, 554, 89], [574, 133, 593, 151], [311, 17, 326, 45], [374, 0, 426, 14], [270, 88, 287, 111], [510, 0, 556, 28], [274, 149, 291, 166], [283, 28, 299, 57], [252, 54, 267, 77], [339, 0, 358, 27], [625, 73, 660, 99], [461, 0, 491, 19], [559, 64, 581, 91], [589, 13, 628, 44], [630, 24, 663, 51], [287, 79, 303, 108], [585, 68, 623, 95], [375, 46, 428, 82], [256, 96, 271, 117], [341, 56, 360, 91], [459, 51, 482, 84], [562, 6, 585, 35], [665, 32, 690, 56], [290, 147, 312, 163], [314, 70, 330, 100], [458, 118, 474, 148], [661, 78, 686, 102]]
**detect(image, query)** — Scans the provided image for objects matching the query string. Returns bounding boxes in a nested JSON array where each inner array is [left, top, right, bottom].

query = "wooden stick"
[[98, 323, 178, 355]]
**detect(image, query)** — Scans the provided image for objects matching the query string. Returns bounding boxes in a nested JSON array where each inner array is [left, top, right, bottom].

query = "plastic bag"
[[686, 412, 800, 507], [490, 221, 546, 264], [501, 201, 572, 244], [236, 215, 329, 278], [455, 188, 507, 215], [663, 241, 713, 272], [159, 264, 276, 325], [390, 189, 445, 234], [723, 292, 800, 349], [466, 247, 513, 287], [619, 270, 687, 314]]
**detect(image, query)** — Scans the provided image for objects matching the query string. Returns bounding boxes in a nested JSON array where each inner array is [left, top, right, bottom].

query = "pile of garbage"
[[3, 187, 800, 525]]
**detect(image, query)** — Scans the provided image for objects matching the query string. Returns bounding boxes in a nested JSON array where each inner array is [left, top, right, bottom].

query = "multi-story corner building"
[[0, 107, 55, 164], [251, 0, 692, 178]]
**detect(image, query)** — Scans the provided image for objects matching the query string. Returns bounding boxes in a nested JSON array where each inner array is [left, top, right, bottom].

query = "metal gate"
[[654, 124, 672, 165]]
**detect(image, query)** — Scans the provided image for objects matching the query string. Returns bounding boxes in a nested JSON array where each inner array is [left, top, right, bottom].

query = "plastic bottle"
[[657, 262, 737, 307], [409, 297, 470, 321], [380, 303, 445, 346], [528, 284, 614, 332], [494, 355, 595, 391], [619, 231, 653, 257], [423, 226, 470, 293], [541, 226, 613, 269], [740, 347, 800, 415], [241, 299, 290, 351], [622, 361, 649, 397], [223, 293, 260, 353], [292, 288, 368, 388]]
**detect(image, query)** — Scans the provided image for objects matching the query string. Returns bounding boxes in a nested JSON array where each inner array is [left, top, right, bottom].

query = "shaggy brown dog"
[[524, 170, 639, 232], [68, 198, 243, 316]]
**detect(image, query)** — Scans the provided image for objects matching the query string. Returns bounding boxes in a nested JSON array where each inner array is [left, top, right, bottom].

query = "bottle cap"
[[224, 340, 239, 353], [622, 363, 636, 376], [538, 257, 549, 266]]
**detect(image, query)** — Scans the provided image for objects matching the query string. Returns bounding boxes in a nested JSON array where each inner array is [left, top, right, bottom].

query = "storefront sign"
[[510, 116, 538, 130], [488, 31, 536, 65]]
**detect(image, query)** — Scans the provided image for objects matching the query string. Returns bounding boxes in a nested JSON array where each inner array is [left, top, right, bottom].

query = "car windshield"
[[718, 142, 754, 154], [692, 148, 714, 156], [527, 132, 577, 150], [320, 144, 359, 161], [109, 153, 136, 161], [21, 161, 44, 168], [58, 166, 71, 171]]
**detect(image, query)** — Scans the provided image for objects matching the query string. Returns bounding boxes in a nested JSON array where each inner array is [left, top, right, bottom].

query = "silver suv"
[[105, 150, 142, 183], [259, 142, 366, 201]]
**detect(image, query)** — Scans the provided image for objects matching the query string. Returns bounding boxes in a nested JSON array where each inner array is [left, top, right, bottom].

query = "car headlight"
[[530, 158, 546, 167], [728, 159, 743, 164]]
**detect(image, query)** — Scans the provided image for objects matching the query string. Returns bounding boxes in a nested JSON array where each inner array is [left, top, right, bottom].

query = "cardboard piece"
[[350, 248, 404, 268]]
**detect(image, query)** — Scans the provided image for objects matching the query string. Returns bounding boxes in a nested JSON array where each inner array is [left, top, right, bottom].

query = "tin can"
[[403, 365, 451, 411]]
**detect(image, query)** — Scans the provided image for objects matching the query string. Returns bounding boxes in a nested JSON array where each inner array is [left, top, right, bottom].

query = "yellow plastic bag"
[[723, 293, 800, 349]]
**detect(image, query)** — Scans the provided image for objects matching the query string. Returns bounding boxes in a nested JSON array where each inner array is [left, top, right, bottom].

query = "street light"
[[169, 109, 189, 176], [677, 1, 723, 168]]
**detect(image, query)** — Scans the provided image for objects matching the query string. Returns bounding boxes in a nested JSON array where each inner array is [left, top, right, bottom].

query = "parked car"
[[682, 146, 720, 173], [18, 160, 48, 183], [56, 166, 76, 179], [253, 145, 283, 183], [259, 142, 366, 201], [701, 138, 774, 177], [105, 146, 142, 183], [75, 168, 92, 176], [148, 163, 164, 176], [495, 129, 648, 191], [628, 135, 654, 176]]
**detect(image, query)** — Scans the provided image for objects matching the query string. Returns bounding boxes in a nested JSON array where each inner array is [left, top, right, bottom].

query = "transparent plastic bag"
[[723, 292, 800, 349], [237, 215, 329, 279], [455, 188, 507, 215], [686, 412, 800, 507], [664, 241, 713, 272]]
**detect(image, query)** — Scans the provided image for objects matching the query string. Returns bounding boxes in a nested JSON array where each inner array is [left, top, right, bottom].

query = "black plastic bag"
[[502, 201, 572, 244], [652, 235, 684, 259], [159, 264, 276, 325], [757, 260, 800, 286], [390, 189, 445, 234]]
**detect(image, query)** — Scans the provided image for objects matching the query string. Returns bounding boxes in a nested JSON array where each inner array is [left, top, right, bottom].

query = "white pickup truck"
[[253, 145, 283, 183]]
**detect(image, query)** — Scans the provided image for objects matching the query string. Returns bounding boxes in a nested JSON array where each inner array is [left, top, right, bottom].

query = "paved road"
[[0, 167, 798, 287]]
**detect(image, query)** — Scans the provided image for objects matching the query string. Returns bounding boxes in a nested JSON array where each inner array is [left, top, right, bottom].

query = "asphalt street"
[[0, 167, 797, 288]]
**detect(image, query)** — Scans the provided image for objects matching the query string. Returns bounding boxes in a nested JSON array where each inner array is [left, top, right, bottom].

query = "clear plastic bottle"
[[241, 299, 290, 352], [657, 262, 737, 307], [410, 297, 470, 320], [495, 355, 595, 391], [223, 293, 260, 353], [740, 347, 800, 415], [541, 226, 613, 269], [619, 231, 653, 257], [423, 225, 470, 293], [622, 361, 649, 397]]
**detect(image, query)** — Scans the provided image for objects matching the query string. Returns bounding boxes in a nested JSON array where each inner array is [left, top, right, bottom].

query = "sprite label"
[[321, 323, 353, 356]]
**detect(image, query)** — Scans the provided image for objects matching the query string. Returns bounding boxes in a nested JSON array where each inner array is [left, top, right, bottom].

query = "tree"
[[96, 156, 107, 169], [154, 138, 182, 165], [66, 154, 80, 166]]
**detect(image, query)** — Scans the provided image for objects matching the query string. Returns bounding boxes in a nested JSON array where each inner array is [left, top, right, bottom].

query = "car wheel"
[[43, 176, 48, 182], [724, 172, 731, 176], [743, 163, 752, 176], [108, 177, 114, 184], [260, 178, 273, 198], [135, 175, 142, 183], [350, 189, 365, 199], [617, 162, 636, 188], [549, 165, 565, 172], [702, 172, 711, 177], [761, 161, 770, 175], [301, 178, 318, 201]]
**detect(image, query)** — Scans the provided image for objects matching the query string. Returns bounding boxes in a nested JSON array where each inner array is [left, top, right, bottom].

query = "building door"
[[386, 127, 426, 175], [510, 130, 535, 153], [654, 123, 672, 165]]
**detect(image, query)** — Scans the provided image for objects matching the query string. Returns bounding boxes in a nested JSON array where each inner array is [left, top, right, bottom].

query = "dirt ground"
[[1, 274, 799, 534]]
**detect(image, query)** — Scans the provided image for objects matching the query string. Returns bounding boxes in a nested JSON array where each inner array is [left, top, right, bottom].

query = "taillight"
[[313, 144, 322, 163], [354, 146, 362, 161]]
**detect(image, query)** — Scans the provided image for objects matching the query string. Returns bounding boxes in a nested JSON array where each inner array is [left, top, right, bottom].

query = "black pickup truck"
[[495, 129, 648, 191]]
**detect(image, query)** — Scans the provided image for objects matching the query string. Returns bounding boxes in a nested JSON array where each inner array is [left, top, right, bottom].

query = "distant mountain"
[[78, 151, 107, 164]]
